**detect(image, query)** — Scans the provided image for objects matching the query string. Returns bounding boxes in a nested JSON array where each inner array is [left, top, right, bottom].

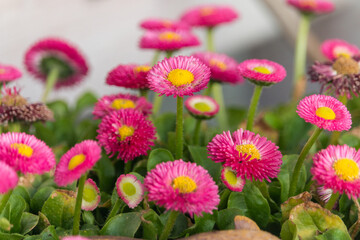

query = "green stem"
[[159, 211, 179, 240], [42, 67, 59, 103], [124, 161, 132, 174], [165, 51, 173, 58], [246, 85, 263, 131], [175, 96, 184, 159], [325, 192, 340, 210], [72, 174, 87, 235], [212, 83, 229, 130], [139, 89, 148, 99], [291, 13, 312, 102], [0, 190, 13, 213], [204, 81, 214, 96], [104, 198, 123, 225], [152, 50, 161, 66], [289, 127, 323, 197], [329, 95, 347, 145], [193, 119, 202, 145], [206, 27, 215, 52]]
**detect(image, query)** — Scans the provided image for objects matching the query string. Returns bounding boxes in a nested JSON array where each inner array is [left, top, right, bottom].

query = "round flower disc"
[[185, 95, 219, 119], [81, 178, 100, 211], [116, 174, 144, 208]]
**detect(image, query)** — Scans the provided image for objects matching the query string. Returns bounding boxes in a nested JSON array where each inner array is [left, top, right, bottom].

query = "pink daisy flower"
[[0, 162, 18, 194], [181, 5, 238, 27], [185, 95, 219, 119], [221, 167, 245, 192], [139, 29, 200, 51], [24, 37, 88, 88], [140, 18, 190, 31], [106, 64, 150, 89], [54, 140, 101, 186], [321, 39, 359, 61], [207, 129, 283, 181], [92, 93, 152, 119], [238, 59, 287, 85], [0, 64, 22, 82], [116, 174, 144, 209], [296, 94, 352, 131], [312, 145, 360, 198], [81, 178, 100, 211], [62, 237, 90, 240], [0, 132, 55, 174], [192, 52, 244, 84], [287, 0, 335, 14], [144, 159, 219, 217], [147, 56, 211, 98], [317, 186, 333, 203], [97, 109, 156, 162]]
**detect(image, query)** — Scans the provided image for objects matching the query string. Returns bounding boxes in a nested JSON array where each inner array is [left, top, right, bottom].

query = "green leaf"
[[216, 208, 244, 230], [100, 212, 141, 237], [39, 225, 59, 240], [280, 220, 297, 240], [339, 134, 360, 148], [33, 123, 57, 147], [47, 100, 69, 119], [188, 145, 221, 182], [13, 186, 30, 206], [159, 212, 187, 238], [227, 192, 248, 216], [315, 228, 352, 240], [75, 91, 98, 113], [1, 195, 27, 233], [30, 187, 55, 214], [94, 155, 116, 192], [184, 213, 216, 235], [35, 212, 50, 233], [20, 212, 39, 235], [147, 148, 174, 171], [0, 233, 24, 240], [226, 107, 247, 131], [154, 113, 176, 143], [141, 209, 163, 240], [264, 111, 283, 130], [82, 211, 95, 225]]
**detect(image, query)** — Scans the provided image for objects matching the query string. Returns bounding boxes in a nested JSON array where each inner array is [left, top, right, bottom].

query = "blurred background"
[[1, 0, 358, 112]]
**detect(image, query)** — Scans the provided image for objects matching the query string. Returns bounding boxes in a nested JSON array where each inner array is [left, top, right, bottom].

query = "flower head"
[[312, 145, 360, 198], [321, 39, 359, 61], [81, 178, 100, 211], [93, 93, 152, 119], [221, 167, 245, 192], [296, 94, 351, 131], [0, 162, 18, 194], [139, 29, 200, 51], [192, 52, 244, 84], [309, 56, 360, 99], [287, 0, 335, 14], [106, 64, 151, 89], [144, 160, 219, 217], [207, 129, 282, 181], [116, 174, 144, 208], [238, 59, 287, 86], [185, 95, 219, 119], [0, 132, 55, 174], [24, 37, 88, 88], [148, 56, 211, 98], [317, 186, 333, 203], [181, 5, 238, 27], [140, 18, 190, 31], [54, 140, 101, 186], [0, 64, 22, 82], [97, 109, 156, 162]]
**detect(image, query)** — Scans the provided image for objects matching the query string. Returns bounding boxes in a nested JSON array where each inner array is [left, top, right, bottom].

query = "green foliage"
[[147, 148, 174, 171], [100, 212, 141, 237]]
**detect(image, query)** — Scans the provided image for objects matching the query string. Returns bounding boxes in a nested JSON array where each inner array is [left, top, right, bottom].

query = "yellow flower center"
[[333, 158, 360, 181], [209, 59, 227, 71], [110, 99, 135, 110], [118, 125, 135, 141], [315, 107, 336, 120], [332, 56, 359, 75], [134, 65, 151, 73], [159, 32, 181, 42], [224, 169, 238, 185], [200, 7, 214, 16], [236, 144, 261, 161], [252, 66, 272, 74], [68, 154, 86, 170], [335, 50, 351, 59], [122, 182, 136, 196], [11, 143, 33, 157], [194, 102, 211, 112], [83, 186, 97, 202], [167, 69, 194, 87], [0, 69, 5, 74], [173, 176, 197, 193]]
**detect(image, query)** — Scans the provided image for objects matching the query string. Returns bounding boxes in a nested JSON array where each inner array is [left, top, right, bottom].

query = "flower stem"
[[42, 67, 59, 103], [72, 174, 87, 235], [246, 85, 263, 131], [152, 50, 161, 66], [124, 161, 132, 174], [175, 96, 184, 159], [0, 190, 12, 214], [139, 89, 148, 99], [291, 13, 312, 103], [193, 119, 202, 145], [324, 192, 340, 210], [289, 127, 323, 197], [204, 81, 214, 96], [206, 27, 215, 52], [329, 95, 347, 145], [159, 211, 179, 240], [212, 82, 229, 130], [104, 198, 123, 225]]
